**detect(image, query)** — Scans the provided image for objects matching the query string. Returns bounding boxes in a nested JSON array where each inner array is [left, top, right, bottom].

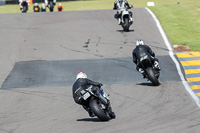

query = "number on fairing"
[[82, 92, 90, 100]]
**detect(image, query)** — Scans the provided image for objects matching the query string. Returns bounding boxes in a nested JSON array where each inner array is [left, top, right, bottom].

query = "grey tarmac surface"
[[0, 9, 200, 133]]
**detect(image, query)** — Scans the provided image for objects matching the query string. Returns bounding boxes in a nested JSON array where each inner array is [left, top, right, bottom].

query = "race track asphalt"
[[0, 9, 200, 133]]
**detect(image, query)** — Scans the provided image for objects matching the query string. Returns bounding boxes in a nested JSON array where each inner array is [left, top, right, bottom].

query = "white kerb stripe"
[[145, 7, 200, 108]]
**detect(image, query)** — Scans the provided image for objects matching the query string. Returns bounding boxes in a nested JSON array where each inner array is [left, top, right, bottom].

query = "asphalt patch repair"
[[1, 58, 134, 89], [1, 56, 180, 89]]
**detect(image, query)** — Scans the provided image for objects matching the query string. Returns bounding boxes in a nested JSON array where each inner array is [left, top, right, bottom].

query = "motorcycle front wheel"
[[123, 17, 129, 32], [49, 1, 54, 12], [22, 6, 27, 13], [89, 99, 110, 121]]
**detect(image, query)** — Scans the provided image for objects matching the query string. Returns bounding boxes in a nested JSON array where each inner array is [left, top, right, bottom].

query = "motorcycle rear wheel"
[[146, 67, 160, 86], [89, 99, 110, 121]]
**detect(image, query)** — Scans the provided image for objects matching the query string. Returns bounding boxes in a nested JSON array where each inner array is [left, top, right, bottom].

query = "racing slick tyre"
[[146, 67, 160, 86], [89, 99, 110, 121], [22, 6, 27, 13], [123, 17, 130, 32]]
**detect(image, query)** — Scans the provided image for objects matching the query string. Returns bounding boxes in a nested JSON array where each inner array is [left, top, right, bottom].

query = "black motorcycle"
[[21, 0, 28, 13], [47, 0, 55, 12], [80, 85, 115, 121], [140, 55, 160, 86]]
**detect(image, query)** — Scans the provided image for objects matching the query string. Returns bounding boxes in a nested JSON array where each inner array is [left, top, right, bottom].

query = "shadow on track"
[[77, 118, 105, 122], [116, 30, 134, 33], [136, 82, 161, 86]]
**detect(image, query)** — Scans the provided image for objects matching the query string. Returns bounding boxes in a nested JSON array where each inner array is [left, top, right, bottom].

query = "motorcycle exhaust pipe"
[[99, 94, 108, 105]]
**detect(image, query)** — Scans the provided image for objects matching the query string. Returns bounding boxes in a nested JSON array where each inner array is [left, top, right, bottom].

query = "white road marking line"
[[145, 7, 200, 107]]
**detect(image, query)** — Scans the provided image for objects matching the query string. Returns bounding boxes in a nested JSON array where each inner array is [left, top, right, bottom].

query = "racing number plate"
[[82, 92, 90, 100]]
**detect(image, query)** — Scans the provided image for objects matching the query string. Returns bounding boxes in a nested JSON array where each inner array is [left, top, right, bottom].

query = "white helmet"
[[34, 3, 38, 6], [136, 40, 144, 46], [76, 72, 87, 80]]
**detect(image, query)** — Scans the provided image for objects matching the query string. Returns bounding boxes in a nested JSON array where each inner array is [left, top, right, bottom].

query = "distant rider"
[[45, 0, 56, 7], [33, 3, 40, 12], [72, 72, 115, 118], [19, 0, 29, 10], [57, 3, 63, 12], [132, 40, 160, 77], [113, 0, 133, 25], [41, 3, 46, 12]]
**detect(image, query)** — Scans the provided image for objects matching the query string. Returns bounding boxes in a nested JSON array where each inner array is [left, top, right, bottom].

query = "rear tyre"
[[146, 67, 160, 86], [89, 99, 110, 121]]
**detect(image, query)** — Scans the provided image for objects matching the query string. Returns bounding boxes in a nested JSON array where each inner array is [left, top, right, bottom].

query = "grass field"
[[148, 0, 200, 51], [0, 0, 199, 51]]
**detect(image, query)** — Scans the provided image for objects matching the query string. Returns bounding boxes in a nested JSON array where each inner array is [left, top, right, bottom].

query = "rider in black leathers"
[[72, 72, 115, 118], [132, 40, 160, 77], [33, 3, 40, 12]]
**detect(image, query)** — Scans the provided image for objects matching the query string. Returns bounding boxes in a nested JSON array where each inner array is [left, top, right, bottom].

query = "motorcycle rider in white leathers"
[[45, 0, 56, 7], [113, 0, 133, 25], [19, 0, 29, 10]]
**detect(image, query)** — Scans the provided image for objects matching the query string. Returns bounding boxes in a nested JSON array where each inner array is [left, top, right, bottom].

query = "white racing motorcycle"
[[117, 5, 133, 31]]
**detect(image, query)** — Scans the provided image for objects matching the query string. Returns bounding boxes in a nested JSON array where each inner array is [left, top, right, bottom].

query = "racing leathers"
[[132, 45, 160, 76], [45, 0, 56, 7], [113, 0, 133, 24], [19, 0, 29, 10], [33, 3, 40, 12], [41, 3, 46, 12], [72, 78, 115, 118]]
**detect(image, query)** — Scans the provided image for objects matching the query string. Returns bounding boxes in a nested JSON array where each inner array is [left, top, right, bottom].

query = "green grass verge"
[[0, 0, 199, 51], [148, 0, 200, 51]]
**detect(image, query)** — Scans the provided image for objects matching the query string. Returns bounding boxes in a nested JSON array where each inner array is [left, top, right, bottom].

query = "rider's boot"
[[82, 105, 95, 117], [130, 17, 134, 22], [154, 61, 161, 70], [139, 68, 146, 78], [118, 18, 122, 25], [107, 103, 116, 119]]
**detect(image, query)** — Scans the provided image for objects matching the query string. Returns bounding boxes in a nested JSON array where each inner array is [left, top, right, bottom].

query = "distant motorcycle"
[[139, 55, 160, 86], [46, 0, 56, 12], [20, 0, 29, 13], [33, 3, 40, 12], [115, 5, 133, 31], [41, 3, 46, 12], [80, 85, 115, 121]]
